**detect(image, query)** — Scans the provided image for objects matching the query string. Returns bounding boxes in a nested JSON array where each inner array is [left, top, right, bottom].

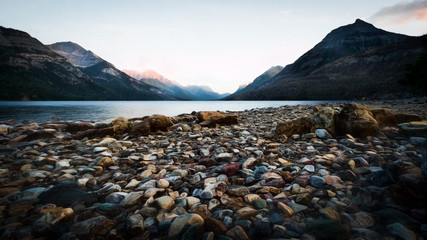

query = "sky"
[[1, 0, 427, 94]]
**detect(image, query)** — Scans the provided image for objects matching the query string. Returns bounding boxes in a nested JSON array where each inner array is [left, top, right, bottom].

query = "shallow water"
[[0, 100, 331, 122]]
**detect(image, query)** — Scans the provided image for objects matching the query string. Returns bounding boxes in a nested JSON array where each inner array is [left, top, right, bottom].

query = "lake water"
[[0, 101, 330, 122]]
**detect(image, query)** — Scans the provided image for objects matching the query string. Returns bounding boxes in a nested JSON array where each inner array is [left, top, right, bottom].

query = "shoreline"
[[0, 99, 426, 239]]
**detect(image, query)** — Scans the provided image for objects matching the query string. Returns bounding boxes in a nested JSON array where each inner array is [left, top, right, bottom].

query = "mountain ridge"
[[227, 19, 423, 100]]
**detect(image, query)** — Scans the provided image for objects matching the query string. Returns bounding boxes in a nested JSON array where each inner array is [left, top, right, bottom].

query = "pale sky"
[[1, 0, 427, 93]]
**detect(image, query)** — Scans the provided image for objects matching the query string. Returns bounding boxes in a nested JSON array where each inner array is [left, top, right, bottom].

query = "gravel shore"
[[0, 99, 426, 240]]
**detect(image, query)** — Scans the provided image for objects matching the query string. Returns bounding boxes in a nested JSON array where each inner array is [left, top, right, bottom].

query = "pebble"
[[0, 102, 426, 239]]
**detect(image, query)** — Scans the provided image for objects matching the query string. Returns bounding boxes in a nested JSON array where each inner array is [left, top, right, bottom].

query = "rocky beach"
[[0, 98, 427, 240]]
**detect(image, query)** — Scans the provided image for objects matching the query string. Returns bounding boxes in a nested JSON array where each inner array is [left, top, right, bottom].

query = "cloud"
[[370, 0, 427, 25]]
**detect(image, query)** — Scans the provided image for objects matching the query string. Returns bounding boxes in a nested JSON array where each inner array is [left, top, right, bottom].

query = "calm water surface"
[[0, 101, 330, 122]]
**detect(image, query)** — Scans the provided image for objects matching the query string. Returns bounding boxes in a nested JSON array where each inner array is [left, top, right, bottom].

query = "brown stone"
[[371, 108, 397, 127], [131, 120, 151, 136], [148, 114, 174, 132], [394, 113, 423, 124], [197, 111, 238, 126], [276, 117, 313, 137], [311, 107, 336, 134], [335, 104, 379, 138], [65, 122, 94, 133], [205, 217, 228, 234], [73, 127, 114, 140]]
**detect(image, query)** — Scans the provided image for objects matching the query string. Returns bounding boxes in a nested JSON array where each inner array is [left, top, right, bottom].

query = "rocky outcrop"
[[276, 117, 313, 137], [335, 104, 379, 138], [197, 111, 238, 127], [311, 107, 336, 135]]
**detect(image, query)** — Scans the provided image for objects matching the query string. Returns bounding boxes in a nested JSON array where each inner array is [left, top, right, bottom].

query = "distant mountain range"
[[0, 28, 225, 100], [1, 19, 425, 101], [123, 69, 230, 100], [227, 19, 427, 100]]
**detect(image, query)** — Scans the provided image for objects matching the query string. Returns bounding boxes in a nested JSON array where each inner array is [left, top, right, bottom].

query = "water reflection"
[[0, 101, 330, 122]]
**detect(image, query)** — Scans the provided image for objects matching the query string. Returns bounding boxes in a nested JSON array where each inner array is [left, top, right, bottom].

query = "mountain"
[[49, 41, 103, 67], [123, 69, 229, 100], [49, 42, 174, 100], [0, 26, 106, 100], [233, 65, 283, 95], [183, 85, 230, 100], [227, 19, 425, 100]]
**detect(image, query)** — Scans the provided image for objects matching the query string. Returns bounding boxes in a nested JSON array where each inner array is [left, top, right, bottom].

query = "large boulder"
[[131, 120, 151, 136], [394, 113, 423, 124], [398, 121, 427, 137], [111, 117, 131, 134], [311, 107, 336, 135], [73, 127, 115, 140], [371, 108, 397, 127], [65, 122, 94, 133], [335, 104, 379, 138], [148, 114, 174, 132], [276, 117, 313, 137], [197, 111, 237, 126]]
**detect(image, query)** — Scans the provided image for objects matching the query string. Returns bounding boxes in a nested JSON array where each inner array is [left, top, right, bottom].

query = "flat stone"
[[236, 207, 258, 220], [387, 222, 416, 240], [278, 202, 295, 216], [155, 196, 175, 210], [71, 216, 116, 238], [122, 191, 144, 207], [253, 199, 267, 209], [169, 213, 204, 239]]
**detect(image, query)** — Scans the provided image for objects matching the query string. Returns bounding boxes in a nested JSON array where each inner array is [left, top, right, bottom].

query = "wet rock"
[[311, 107, 336, 135], [148, 114, 174, 132], [310, 175, 325, 188], [38, 182, 97, 207], [227, 186, 250, 197], [197, 111, 238, 126], [242, 157, 257, 169], [319, 207, 341, 222], [65, 122, 94, 133], [276, 117, 313, 137], [157, 179, 170, 188], [199, 158, 217, 167], [305, 220, 350, 240], [222, 163, 240, 177], [399, 121, 427, 137], [371, 108, 397, 127], [205, 217, 228, 234], [336, 104, 379, 138], [169, 213, 204, 239], [278, 202, 294, 216], [394, 113, 423, 123], [121, 191, 144, 207], [226, 225, 250, 240], [182, 223, 204, 240], [236, 207, 258, 220], [90, 203, 123, 217], [73, 127, 114, 140], [253, 199, 267, 209], [155, 196, 175, 211], [127, 213, 145, 235], [0, 124, 9, 135], [315, 129, 332, 139], [131, 120, 151, 136], [352, 228, 381, 240], [71, 215, 116, 238], [387, 223, 416, 240]]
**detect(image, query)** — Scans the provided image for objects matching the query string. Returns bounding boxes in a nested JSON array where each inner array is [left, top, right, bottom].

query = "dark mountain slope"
[[49, 42, 174, 100], [227, 19, 420, 100], [0, 27, 105, 100]]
